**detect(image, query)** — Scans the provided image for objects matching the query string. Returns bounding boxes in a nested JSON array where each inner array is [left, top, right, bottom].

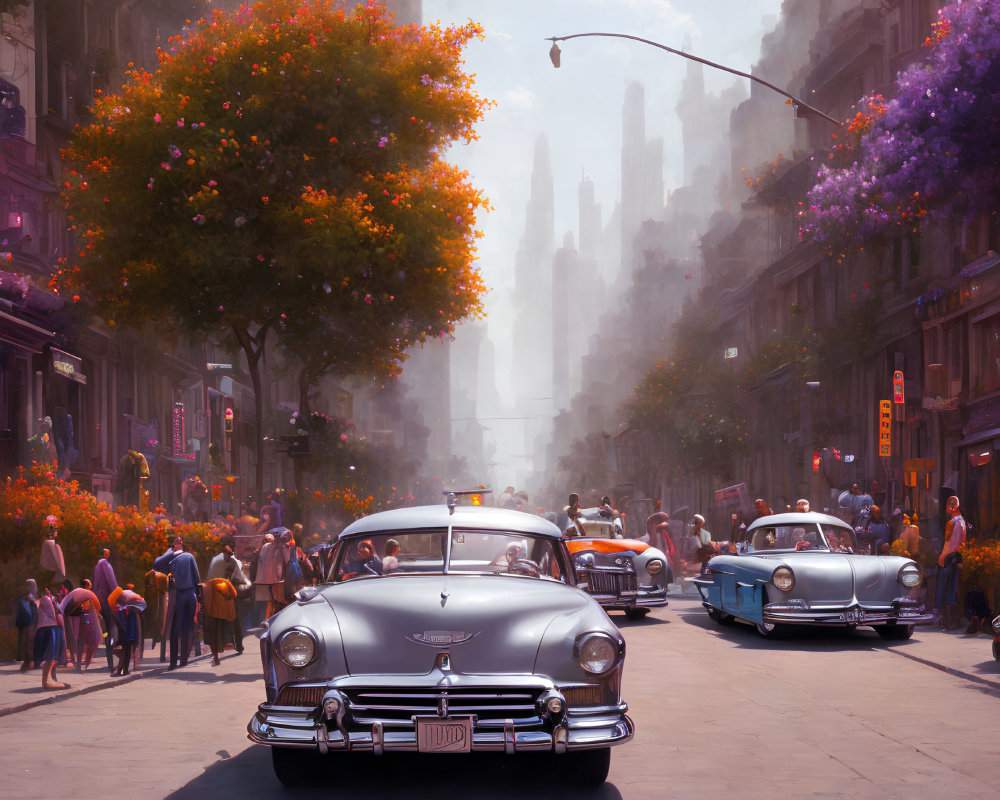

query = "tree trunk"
[[235, 326, 266, 507]]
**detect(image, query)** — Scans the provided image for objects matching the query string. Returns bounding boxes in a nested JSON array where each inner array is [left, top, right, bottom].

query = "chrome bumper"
[[763, 600, 935, 626], [590, 585, 667, 610], [248, 705, 633, 753]]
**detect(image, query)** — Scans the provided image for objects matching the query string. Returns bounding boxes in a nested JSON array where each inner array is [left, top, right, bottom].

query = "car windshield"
[[749, 524, 857, 553], [331, 529, 567, 582], [571, 520, 621, 540]]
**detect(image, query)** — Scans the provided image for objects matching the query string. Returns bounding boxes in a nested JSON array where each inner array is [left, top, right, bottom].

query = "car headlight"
[[646, 558, 664, 575], [276, 628, 317, 669], [771, 566, 795, 592], [576, 632, 621, 675], [992, 616, 1000, 635], [897, 562, 922, 588]]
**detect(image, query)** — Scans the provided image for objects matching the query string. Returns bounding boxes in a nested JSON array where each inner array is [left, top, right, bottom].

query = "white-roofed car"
[[248, 497, 633, 788], [690, 512, 933, 639]]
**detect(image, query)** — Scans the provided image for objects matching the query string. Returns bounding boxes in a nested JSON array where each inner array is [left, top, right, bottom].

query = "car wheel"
[[562, 747, 611, 786], [875, 623, 914, 641], [755, 621, 784, 639], [707, 606, 734, 626], [271, 747, 321, 788], [624, 607, 650, 621]]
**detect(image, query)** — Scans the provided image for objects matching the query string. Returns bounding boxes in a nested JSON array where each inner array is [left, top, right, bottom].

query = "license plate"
[[415, 716, 473, 753]]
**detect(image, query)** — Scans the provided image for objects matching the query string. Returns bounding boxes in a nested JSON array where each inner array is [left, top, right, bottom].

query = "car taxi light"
[[897, 563, 922, 588], [772, 566, 795, 592], [646, 558, 664, 575]]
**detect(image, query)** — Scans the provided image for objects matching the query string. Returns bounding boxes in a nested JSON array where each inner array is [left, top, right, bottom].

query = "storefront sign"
[[171, 402, 196, 460], [51, 348, 86, 384], [878, 400, 892, 457], [893, 371, 904, 404]]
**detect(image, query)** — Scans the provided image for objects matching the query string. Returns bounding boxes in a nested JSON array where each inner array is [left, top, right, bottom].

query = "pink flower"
[[153, 113, 162, 123]]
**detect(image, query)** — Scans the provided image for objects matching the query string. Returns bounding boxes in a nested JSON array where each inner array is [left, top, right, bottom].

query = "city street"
[[2, 591, 998, 800]]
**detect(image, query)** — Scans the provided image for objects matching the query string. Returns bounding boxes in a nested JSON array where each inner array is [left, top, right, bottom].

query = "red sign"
[[893, 370, 904, 404], [211, 485, 223, 501]]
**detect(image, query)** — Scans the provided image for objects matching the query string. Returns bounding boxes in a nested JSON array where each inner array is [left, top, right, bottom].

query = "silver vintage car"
[[691, 512, 934, 639], [248, 499, 633, 787]]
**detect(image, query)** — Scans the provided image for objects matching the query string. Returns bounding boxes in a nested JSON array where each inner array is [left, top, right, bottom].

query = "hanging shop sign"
[[171, 402, 196, 460], [893, 371, 904, 404], [51, 347, 86, 384], [878, 400, 892, 457]]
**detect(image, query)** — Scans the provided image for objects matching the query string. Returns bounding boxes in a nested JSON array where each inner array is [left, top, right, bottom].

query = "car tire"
[[624, 607, 650, 621], [875, 623, 914, 641], [755, 620, 785, 639], [563, 746, 611, 786], [271, 747, 321, 788], [707, 606, 734, 626], [994, 639, 1000, 662]]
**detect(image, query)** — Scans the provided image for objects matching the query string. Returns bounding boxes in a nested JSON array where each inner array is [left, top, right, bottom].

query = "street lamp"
[[546, 32, 839, 126]]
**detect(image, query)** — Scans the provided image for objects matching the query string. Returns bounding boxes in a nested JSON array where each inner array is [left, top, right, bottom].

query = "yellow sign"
[[878, 400, 892, 457]]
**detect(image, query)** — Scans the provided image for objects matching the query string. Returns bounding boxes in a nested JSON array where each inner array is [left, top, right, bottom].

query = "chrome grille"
[[344, 687, 542, 728], [274, 685, 326, 707], [585, 568, 638, 596]]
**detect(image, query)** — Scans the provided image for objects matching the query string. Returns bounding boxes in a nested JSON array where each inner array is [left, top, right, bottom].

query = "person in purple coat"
[[93, 548, 118, 672]]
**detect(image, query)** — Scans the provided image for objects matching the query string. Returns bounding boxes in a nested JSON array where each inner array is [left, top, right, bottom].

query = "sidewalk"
[[0, 637, 235, 717]]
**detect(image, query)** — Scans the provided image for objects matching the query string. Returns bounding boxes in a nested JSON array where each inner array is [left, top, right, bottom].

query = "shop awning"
[[955, 426, 1000, 449]]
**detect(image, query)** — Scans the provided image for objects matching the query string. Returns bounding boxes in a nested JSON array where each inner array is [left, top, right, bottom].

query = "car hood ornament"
[[406, 630, 481, 647]]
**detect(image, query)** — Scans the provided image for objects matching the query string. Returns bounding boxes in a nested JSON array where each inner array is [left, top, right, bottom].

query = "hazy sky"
[[422, 1, 783, 344], [417, 1, 785, 485]]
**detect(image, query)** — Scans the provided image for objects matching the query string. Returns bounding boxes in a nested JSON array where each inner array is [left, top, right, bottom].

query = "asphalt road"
[[3, 593, 997, 800]]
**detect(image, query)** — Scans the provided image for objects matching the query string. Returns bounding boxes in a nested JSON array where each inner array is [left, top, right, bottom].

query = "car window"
[[750, 525, 827, 551], [451, 531, 564, 581], [821, 525, 858, 553], [331, 530, 566, 582]]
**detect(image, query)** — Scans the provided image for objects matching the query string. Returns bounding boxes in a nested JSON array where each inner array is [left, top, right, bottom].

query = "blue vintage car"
[[248, 498, 633, 787], [690, 512, 934, 639]]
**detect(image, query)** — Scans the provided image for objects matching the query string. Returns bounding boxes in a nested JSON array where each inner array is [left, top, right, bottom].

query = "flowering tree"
[[800, 0, 1000, 246], [56, 0, 489, 495]]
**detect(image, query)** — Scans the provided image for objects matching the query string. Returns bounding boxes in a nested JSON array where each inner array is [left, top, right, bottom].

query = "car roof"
[[746, 512, 853, 533], [338, 504, 563, 541]]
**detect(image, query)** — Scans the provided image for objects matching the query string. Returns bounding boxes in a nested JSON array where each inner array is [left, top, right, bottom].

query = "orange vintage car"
[[564, 512, 670, 620]]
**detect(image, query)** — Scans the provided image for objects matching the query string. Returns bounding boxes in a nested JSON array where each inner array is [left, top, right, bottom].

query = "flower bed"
[[959, 539, 1000, 613], [0, 467, 227, 658]]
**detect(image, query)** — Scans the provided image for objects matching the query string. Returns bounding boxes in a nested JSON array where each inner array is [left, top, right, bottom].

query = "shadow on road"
[[672, 603, 929, 653], [165, 745, 625, 800]]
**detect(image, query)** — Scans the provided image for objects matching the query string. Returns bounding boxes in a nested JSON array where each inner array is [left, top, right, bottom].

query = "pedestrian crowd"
[[11, 495, 340, 689]]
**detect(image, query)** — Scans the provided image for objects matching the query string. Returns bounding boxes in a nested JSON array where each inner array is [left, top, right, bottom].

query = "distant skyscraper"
[[620, 82, 663, 278]]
